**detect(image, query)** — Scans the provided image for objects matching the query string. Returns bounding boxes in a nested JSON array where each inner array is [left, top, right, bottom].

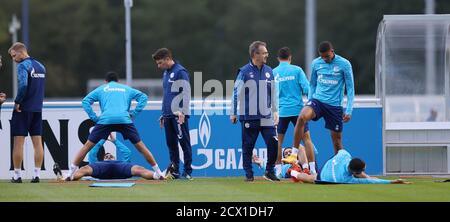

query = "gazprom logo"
[[198, 112, 211, 147], [103, 85, 126, 92], [30, 68, 45, 78]]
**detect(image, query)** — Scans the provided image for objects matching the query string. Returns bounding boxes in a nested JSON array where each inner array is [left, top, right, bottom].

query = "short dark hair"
[[349, 158, 366, 174], [152, 48, 173, 61], [318, 41, 334, 53], [277, 47, 291, 60], [249, 41, 267, 58], [105, 71, 119, 82]]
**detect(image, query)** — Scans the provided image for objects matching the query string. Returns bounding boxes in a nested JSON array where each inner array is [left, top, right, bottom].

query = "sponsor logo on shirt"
[[276, 75, 296, 82], [318, 74, 338, 85], [30, 68, 45, 78], [265, 72, 271, 78], [103, 85, 126, 92]]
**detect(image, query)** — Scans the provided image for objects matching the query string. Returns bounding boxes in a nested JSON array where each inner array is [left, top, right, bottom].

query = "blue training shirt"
[[319, 150, 390, 184], [82, 81, 148, 124], [309, 54, 355, 115], [15, 57, 46, 112], [88, 139, 131, 163], [274, 61, 309, 117]]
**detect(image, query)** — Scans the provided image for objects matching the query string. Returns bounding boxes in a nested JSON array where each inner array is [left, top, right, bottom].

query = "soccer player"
[[286, 149, 411, 184], [273, 47, 316, 174], [78, 132, 131, 167], [9, 42, 46, 183], [0, 54, 5, 130], [231, 41, 279, 182], [65, 72, 166, 180], [152, 48, 193, 180], [70, 152, 171, 181], [284, 41, 355, 164]]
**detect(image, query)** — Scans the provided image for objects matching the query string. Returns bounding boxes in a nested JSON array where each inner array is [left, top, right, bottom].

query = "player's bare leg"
[[30, 136, 44, 181], [131, 165, 159, 180], [66, 140, 96, 180], [72, 165, 93, 181], [331, 131, 343, 154], [134, 141, 164, 178], [283, 107, 315, 163], [11, 136, 26, 181]]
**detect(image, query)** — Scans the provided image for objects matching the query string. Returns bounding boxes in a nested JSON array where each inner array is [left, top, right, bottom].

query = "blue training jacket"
[[162, 62, 191, 118], [15, 57, 46, 112], [309, 54, 355, 115], [82, 81, 148, 124], [231, 61, 278, 121]]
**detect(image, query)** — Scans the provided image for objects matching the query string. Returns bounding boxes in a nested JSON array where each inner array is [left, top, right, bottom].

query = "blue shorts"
[[88, 124, 141, 144], [11, 111, 42, 136], [277, 116, 309, 134], [89, 161, 134, 179], [306, 99, 343, 132]]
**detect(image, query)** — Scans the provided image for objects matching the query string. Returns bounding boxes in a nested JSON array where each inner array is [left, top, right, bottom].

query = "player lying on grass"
[[61, 152, 174, 181], [253, 146, 314, 180], [286, 149, 411, 184]]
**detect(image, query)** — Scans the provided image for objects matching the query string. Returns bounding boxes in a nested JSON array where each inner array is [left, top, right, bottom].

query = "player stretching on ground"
[[65, 72, 165, 180], [287, 149, 411, 184], [284, 41, 355, 165], [70, 152, 173, 181]]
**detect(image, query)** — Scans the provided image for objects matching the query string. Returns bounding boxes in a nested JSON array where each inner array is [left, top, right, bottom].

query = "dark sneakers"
[[166, 163, 180, 179], [10, 177, 22, 183], [263, 171, 280, 181], [245, 176, 254, 182], [31, 177, 40, 183], [182, 172, 194, 181]]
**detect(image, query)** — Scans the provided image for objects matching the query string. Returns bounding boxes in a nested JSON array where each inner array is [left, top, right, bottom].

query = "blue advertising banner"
[[123, 107, 382, 177]]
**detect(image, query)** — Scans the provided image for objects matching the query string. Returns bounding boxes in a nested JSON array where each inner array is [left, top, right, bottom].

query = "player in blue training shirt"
[[152, 48, 193, 180], [8, 42, 46, 183], [288, 149, 411, 184], [231, 41, 279, 182], [76, 132, 131, 167], [70, 151, 173, 181], [284, 41, 355, 164], [273, 47, 317, 175], [65, 72, 166, 181]]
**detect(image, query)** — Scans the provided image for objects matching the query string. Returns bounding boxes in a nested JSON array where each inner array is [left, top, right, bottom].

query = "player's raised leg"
[[284, 106, 315, 163]]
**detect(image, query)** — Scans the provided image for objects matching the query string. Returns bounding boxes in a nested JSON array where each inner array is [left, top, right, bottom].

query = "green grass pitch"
[[0, 177, 449, 202]]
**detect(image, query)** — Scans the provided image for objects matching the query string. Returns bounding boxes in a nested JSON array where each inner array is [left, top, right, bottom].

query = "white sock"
[[152, 173, 160, 180], [275, 164, 282, 177], [67, 164, 78, 178], [14, 169, 21, 180], [290, 170, 300, 178], [152, 164, 163, 176], [33, 167, 41, 178], [302, 163, 309, 170], [309, 162, 317, 174], [291, 147, 299, 155]]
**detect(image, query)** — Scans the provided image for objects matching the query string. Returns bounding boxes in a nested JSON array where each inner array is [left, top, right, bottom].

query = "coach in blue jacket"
[[153, 48, 193, 180], [231, 41, 279, 182]]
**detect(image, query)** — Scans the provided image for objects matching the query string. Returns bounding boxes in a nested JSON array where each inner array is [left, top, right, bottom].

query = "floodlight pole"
[[9, 14, 21, 99], [305, 0, 316, 79], [425, 0, 435, 95], [124, 0, 133, 86]]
